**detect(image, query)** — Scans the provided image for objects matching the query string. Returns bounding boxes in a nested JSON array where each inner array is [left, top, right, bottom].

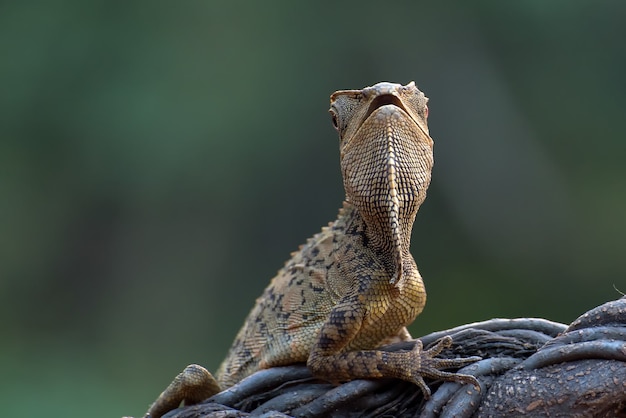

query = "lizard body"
[[145, 82, 479, 418]]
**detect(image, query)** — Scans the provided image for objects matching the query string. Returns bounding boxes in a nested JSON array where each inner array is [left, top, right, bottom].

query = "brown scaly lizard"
[[144, 81, 480, 418]]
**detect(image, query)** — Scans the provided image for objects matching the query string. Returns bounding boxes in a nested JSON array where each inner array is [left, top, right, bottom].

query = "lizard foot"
[[407, 336, 481, 398], [145, 364, 220, 418]]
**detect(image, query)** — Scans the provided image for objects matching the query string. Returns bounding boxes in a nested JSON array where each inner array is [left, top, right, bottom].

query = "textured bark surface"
[[162, 298, 626, 417]]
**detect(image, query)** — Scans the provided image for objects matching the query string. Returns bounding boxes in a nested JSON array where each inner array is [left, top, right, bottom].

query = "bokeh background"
[[2, 1, 626, 417]]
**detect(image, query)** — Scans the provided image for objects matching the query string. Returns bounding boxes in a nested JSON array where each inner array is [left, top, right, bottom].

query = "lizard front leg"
[[306, 297, 480, 398]]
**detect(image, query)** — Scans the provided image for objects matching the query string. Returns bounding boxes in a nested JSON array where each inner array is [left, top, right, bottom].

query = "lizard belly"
[[348, 268, 426, 351]]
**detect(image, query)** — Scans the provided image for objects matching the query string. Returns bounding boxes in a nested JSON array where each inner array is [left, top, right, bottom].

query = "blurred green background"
[[2, 1, 625, 416]]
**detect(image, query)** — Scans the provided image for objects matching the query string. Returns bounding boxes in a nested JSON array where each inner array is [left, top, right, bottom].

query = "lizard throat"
[[341, 105, 433, 285]]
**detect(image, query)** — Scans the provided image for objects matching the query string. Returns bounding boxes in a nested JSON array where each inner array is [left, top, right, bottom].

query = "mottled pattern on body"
[[217, 202, 426, 387]]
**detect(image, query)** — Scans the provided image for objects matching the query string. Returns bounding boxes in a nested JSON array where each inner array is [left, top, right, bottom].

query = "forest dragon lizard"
[[145, 81, 480, 418]]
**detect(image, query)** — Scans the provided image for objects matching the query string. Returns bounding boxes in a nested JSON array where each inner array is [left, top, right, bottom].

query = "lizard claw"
[[410, 336, 481, 398]]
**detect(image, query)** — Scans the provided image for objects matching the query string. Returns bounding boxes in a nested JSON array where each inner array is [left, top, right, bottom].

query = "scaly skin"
[[145, 82, 479, 418]]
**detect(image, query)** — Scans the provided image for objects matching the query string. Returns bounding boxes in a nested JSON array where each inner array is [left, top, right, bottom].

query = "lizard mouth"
[[362, 94, 410, 125], [360, 93, 429, 141]]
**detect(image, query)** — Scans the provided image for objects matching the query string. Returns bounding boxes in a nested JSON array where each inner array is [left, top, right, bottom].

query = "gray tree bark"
[[162, 298, 626, 417]]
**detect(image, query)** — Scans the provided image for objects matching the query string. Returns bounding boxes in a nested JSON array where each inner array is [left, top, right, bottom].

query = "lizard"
[[144, 81, 480, 418]]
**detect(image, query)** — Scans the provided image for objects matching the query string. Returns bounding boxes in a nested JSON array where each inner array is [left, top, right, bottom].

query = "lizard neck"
[[337, 201, 416, 284], [340, 133, 431, 286]]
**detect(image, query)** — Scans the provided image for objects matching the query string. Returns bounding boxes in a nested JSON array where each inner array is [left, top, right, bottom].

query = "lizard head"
[[329, 82, 434, 286]]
